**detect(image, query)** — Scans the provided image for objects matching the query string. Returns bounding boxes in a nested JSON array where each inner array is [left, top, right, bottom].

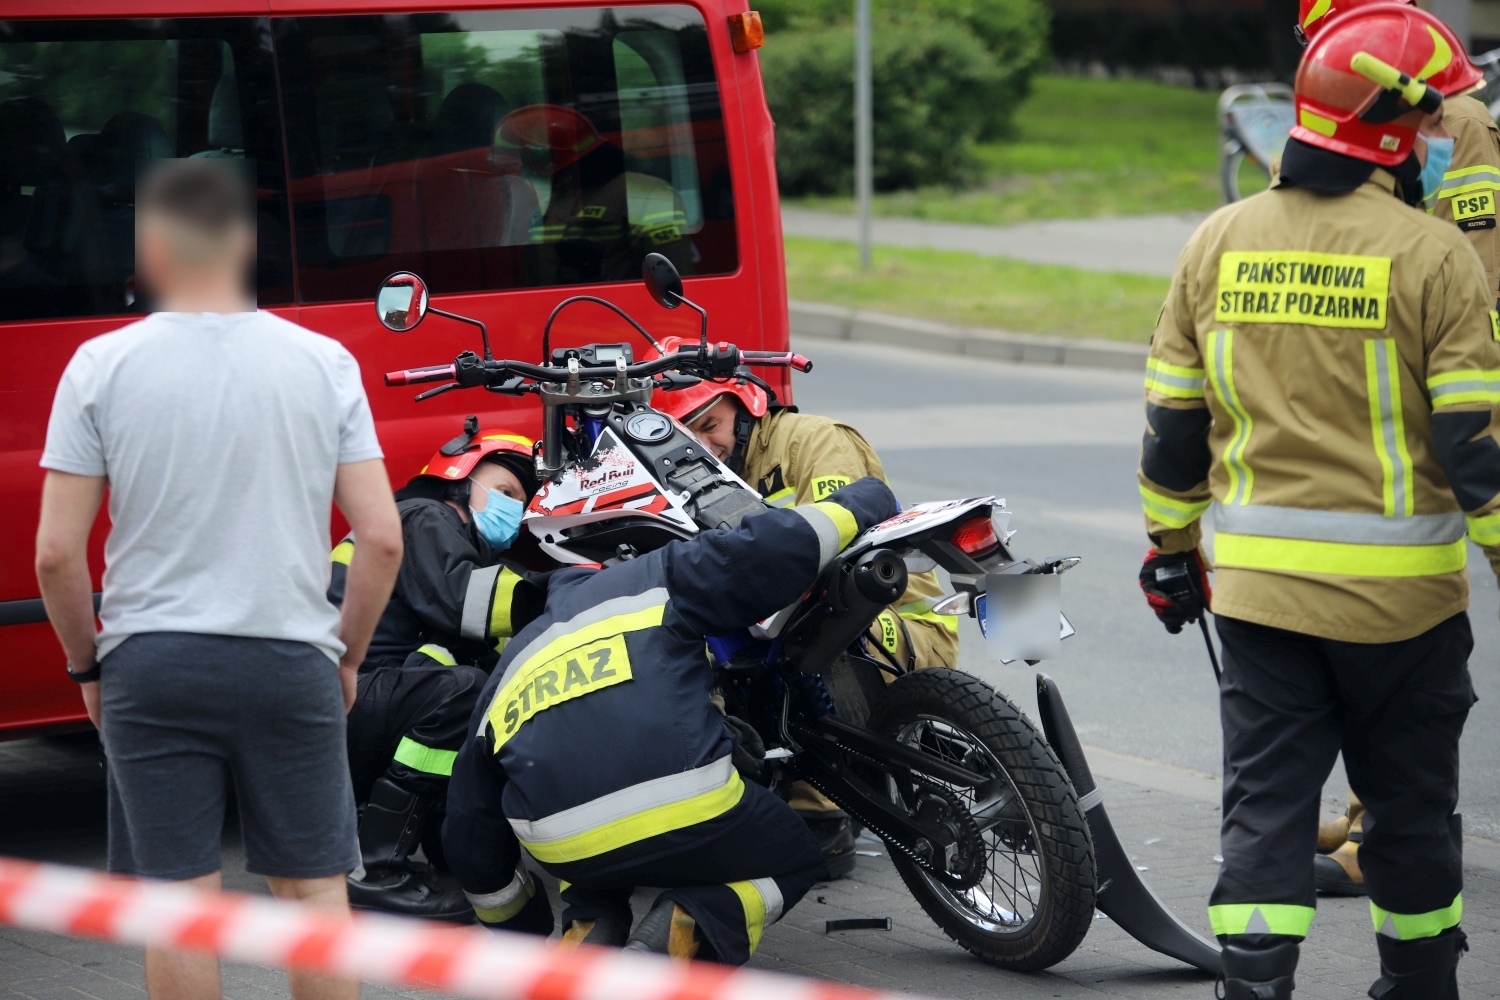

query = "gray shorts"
[[100, 632, 359, 881]]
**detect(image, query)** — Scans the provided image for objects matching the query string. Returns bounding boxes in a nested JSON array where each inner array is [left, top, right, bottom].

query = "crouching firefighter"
[[442, 477, 899, 960], [329, 419, 550, 920], [1137, 9, 1494, 998], [650, 336, 956, 876]]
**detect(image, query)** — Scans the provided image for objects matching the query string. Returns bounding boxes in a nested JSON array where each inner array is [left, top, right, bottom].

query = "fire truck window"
[[0, 19, 294, 322], [274, 6, 737, 305]]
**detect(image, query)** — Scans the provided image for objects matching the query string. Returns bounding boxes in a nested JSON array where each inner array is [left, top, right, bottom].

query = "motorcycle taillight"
[[951, 516, 1000, 559]]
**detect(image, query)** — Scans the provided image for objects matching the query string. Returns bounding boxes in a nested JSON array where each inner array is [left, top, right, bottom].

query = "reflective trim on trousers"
[[466, 867, 534, 924], [1372, 893, 1462, 940], [728, 877, 785, 954], [1366, 339, 1415, 518], [1141, 483, 1212, 529], [512, 756, 746, 863], [416, 643, 457, 666], [1215, 532, 1467, 577], [1206, 329, 1254, 505], [1211, 503, 1466, 546], [461, 565, 502, 641], [1209, 902, 1315, 938], [393, 736, 458, 777]]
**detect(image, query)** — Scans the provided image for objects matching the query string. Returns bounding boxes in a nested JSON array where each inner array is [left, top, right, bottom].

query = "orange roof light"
[[729, 11, 764, 53]]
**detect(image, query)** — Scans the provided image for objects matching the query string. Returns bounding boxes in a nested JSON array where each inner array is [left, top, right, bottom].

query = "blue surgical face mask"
[[471, 488, 524, 551], [1420, 134, 1455, 201]]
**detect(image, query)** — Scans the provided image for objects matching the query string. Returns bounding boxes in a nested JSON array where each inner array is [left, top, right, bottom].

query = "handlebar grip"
[[739, 351, 814, 373], [385, 364, 456, 387]]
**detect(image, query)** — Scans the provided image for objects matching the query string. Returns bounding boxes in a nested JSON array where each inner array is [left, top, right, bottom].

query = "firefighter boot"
[[1369, 927, 1467, 999], [347, 766, 473, 922], [789, 783, 856, 878], [1314, 838, 1366, 896], [625, 900, 708, 960], [1220, 935, 1299, 1000]]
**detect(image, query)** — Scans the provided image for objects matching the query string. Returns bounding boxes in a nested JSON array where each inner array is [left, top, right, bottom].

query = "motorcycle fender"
[[1035, 673, 1222, 976]]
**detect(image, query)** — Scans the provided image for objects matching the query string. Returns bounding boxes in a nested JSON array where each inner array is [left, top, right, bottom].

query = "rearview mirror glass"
[[376, 272, 429, 331], [641, 252, 682, 310]]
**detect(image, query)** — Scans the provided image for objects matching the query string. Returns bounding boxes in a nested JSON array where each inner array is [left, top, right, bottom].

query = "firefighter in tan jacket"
[[1290, 0, 1500, 902], [651, 337, 958, 878], [1137, 9, 1493, 998]]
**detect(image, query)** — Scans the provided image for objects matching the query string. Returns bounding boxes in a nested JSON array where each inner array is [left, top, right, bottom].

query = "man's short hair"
[[138, 159, 253, 237]]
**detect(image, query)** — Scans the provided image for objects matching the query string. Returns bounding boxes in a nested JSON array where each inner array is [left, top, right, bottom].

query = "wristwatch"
[[65, 662, 101, 684]]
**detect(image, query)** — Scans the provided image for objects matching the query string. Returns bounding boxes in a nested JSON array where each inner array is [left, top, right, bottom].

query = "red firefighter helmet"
[[1297, 0, 1411, 44], [415, 419, 537, 498], [648, 335, 769, 426], [1291, 4, 1483, 166], [494, 104, 605, 175]]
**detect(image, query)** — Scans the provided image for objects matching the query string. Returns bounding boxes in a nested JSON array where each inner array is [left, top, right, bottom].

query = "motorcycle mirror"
[[376, 272, 429, 332], [641, 253, 683, 310]]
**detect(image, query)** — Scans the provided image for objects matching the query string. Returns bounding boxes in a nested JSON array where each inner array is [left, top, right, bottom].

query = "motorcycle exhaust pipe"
[[784, 548, 907, 675], [1035, 673, 1222, 976]]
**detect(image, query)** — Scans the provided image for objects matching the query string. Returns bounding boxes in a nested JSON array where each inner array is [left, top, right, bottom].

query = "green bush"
[[761, 16, 1001, 195]]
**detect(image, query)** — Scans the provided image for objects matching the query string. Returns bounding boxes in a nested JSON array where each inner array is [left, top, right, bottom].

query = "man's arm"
[[35, 471, 107, 726], [332, 459, 403, 708]]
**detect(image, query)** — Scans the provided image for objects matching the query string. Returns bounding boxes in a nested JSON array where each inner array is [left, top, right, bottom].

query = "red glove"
[[1139, 548, 1212, 634]]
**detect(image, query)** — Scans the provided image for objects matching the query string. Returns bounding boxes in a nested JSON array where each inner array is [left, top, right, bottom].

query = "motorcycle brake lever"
[[415, 382, 465, 401]]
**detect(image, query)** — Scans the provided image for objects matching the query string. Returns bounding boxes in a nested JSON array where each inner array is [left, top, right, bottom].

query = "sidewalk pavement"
[[780, 208, 1207, 278], [5, 735, 1500, 998]]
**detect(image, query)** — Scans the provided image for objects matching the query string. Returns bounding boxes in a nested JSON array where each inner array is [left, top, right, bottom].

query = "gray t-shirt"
[[41, 311, 383, 663]]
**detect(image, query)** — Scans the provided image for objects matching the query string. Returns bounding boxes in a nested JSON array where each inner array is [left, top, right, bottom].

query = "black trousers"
[[554, 780, 825, 965], [346, 655, 489, 801], [1211, 613, 1475, 938]]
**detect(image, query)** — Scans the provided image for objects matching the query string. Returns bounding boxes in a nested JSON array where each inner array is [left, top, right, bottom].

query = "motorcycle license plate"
[[977, 584, 1075, 662]]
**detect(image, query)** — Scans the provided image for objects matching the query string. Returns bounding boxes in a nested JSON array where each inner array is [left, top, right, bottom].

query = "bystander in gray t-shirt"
[[41, 311, 383, 663]]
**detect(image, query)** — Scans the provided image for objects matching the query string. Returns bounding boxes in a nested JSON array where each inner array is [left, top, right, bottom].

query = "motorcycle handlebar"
[[382, 347, 811, 389], [385, 364, 457, 386]]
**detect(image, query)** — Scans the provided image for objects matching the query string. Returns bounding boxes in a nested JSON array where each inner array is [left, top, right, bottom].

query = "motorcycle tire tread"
[[869, 668, 1097, 972]]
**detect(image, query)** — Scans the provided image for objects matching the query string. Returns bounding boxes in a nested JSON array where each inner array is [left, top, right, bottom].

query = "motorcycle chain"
[[799, 741, 988, 891]]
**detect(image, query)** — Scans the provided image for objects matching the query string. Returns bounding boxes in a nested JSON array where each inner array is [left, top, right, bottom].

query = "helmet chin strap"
[[727, 409, 756, 476]]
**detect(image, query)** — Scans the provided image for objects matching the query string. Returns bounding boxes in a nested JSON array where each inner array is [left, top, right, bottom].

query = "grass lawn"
[[784, 236, 1169, 342], [786, 74, 1273, 223]]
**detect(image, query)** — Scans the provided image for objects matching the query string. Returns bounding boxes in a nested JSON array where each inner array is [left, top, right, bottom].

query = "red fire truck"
[[0, 0, 786, 737]]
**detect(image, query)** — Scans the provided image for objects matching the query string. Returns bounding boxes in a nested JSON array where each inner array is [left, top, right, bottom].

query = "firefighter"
[[329, 419, 550, 921], [442, 477, 899, 960], [650, 337, 958, 877], [1136, 8, 1493, 997], [494, 103, 696, 285], [1292, 0, 1500, 899]]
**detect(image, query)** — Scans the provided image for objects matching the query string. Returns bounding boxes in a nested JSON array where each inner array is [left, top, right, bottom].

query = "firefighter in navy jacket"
[[442, 477, 898, 963]]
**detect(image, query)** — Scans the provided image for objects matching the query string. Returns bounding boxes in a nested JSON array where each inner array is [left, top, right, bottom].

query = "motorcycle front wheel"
[[869, 668, 1096, 971]]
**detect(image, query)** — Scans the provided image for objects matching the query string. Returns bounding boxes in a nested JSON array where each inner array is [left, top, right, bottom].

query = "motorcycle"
[[375, 258, 1221, 975]]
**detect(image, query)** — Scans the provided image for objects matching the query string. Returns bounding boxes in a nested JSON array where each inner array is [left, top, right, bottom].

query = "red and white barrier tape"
[[0, 858, 908, 1000]]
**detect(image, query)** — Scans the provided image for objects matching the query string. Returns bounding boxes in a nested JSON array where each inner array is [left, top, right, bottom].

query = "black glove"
[[822, 476, 898, 531], [1139, 548, 1211, 634], [722, 714, 766, 780]]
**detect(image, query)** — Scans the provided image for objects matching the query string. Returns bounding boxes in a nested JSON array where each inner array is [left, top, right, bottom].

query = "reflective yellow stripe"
[[417, 643, 456, 666], [1366, 339, 1414, 517], [490, 568, 523, 640], [505, 602, 665, 687], [1140, 484, 1212, 529], [1206, 329, 1254, 505], [393, 736, 458, 776], [899, 607, 959, 636], [331, 541, 354, 566], [1469, 511, 1500, 546], [1144, 357, 1206, 399], [727, 878, 782, 954], [1426, 369, 1500, 406], [1371, 894, 1462, 940], [1209, 903, 1316, 937], [764, 487, 796, 508], [467, 870, 535, 924], [520, 769, 745, 863], [1438, 165, 1500, 198], [811, 501, 859, 549], [1215, 533, 1467, 577]]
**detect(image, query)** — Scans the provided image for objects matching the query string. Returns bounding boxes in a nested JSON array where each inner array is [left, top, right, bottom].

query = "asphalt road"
[[790, 336, 1500, 840]]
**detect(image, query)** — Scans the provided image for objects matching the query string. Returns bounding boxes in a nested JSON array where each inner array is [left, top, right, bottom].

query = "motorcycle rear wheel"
[[869, 668, 1096, 971]]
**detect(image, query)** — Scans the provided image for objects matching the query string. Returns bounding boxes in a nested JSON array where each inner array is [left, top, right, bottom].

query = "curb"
[[789, 301, 1150, 372]]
